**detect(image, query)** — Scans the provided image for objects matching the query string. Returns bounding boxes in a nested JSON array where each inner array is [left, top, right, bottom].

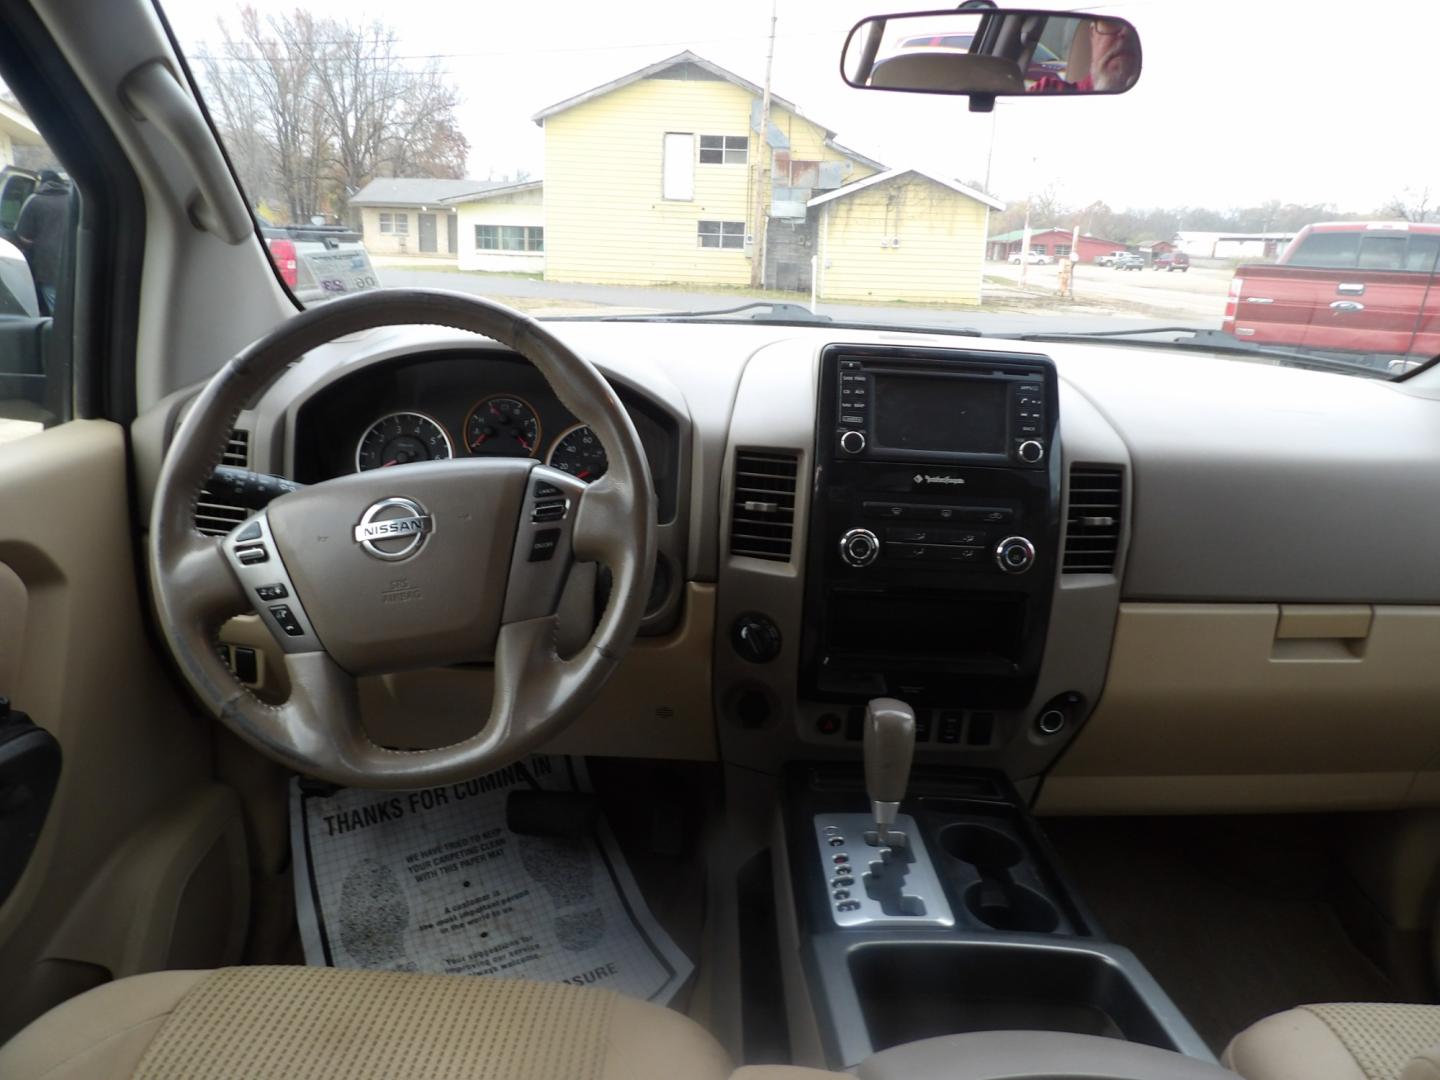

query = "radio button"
[[839, 430, 867, 455], [840, 360, 862, 370], [887, 542, 927, 560], [995, 536, 1037, 574], [840, 414, 866, 425], [863, 501, 908, 518], [886, 527, 930, 542], [1017, 440, 1045, 464], [840, 528, 881, 567], [1017, 421, 1041, 437]]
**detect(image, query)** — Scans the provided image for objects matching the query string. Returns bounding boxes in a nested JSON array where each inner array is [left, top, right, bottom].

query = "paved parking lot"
[[985, 261, 1231, 322]]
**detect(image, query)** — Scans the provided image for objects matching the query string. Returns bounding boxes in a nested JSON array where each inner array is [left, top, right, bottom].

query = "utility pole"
[[750, 0, 778, 289]]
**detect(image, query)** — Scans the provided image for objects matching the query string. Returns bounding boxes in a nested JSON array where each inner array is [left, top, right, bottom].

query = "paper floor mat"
[[290, 754, 693, 1004]]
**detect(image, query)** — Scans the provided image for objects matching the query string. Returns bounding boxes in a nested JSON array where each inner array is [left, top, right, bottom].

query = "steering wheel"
[[148, 290, 656, 789]]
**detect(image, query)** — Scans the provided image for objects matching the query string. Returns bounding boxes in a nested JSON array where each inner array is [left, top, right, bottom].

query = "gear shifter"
[[864, 697, 916, 846]]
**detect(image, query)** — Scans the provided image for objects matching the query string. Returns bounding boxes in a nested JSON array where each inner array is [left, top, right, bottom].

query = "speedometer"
[[355, 412, 453, 472], [465, 395, 541, 458], [547, 423, 608, 482]]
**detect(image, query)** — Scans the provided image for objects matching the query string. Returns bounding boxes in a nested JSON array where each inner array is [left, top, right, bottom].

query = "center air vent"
[[730, 450, 799, 562], [195, 429, 252, 536], [1063, 466, 1123, 574]]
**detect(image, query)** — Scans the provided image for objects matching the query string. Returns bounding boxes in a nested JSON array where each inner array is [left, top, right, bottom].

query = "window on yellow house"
[[662, 133, 695, 201], [476, 225, 544, 252], [379, 212, 409, 235], [698, 220, 745, 250], [699, 135, 748, 165]]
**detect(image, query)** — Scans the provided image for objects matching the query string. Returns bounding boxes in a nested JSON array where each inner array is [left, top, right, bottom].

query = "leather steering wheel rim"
[[148, 290, 656, 788]]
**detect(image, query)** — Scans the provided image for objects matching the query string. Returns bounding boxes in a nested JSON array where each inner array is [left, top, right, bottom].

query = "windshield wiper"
[[1005, 327, 1395, 379]]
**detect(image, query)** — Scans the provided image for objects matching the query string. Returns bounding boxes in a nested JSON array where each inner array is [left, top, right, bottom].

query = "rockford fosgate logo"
[[914, 474, 965, 486]]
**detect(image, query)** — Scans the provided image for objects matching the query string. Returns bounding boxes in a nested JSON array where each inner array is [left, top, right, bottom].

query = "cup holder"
[[964, 880, 1060, 933], [939, 824, 1060, 933], [939, 824, 1023, 870]]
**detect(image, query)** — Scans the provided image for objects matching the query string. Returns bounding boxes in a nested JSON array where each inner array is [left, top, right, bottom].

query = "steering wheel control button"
[[839, 528, 880, 567], [839, 429, 867, 455], [268, 605, 305, 637], [255, 583, 289, 602], [533, 480, 563, 498], [236, 545, 269, 565], [531, 500, 568, 523], [235, 521, 262, 543], [995, 536, 1036, 574], [353, 497, 433, 561], [1017, 439, 1045, 464], [527, 528, 561, 562]]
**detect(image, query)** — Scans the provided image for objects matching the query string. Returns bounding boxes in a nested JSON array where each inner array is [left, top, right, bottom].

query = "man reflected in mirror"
[[1029, 18, 1141, 93]]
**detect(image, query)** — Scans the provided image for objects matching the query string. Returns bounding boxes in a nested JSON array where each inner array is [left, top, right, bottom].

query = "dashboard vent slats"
[[195, 429, 252, 536], [731, 451, 799, 561], [1063, 466, 1123, 574]]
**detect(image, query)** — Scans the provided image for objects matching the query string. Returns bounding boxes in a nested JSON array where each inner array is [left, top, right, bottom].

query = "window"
[[698, 220, 745, 250], [1033, 244, 1048, 255], [1289, 232, 1360, 269], [379, 211, 409, 235], [1054, 244, 1072, 258], [1406, 235, 1440, 273], [1358, 235, 1407, 270], [699, 135, 748, 165], [662, 133, 695, 200], [475, 224, 543, 252]]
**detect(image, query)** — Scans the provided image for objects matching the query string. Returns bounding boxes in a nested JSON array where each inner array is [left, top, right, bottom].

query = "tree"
[[1379, 186, 1433, 223], [198, 9, 470, 221]]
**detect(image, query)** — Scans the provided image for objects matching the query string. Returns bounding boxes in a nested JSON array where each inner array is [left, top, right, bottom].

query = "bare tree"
[[1379, 186, 1433, 223], [198, 9, 469, 221]]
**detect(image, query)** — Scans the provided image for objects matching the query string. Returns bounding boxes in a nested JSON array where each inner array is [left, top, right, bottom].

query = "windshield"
[[162, 0, 1438, 378]]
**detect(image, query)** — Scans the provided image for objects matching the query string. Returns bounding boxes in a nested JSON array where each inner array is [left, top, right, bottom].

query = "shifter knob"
[[864, 698, 916, 831]]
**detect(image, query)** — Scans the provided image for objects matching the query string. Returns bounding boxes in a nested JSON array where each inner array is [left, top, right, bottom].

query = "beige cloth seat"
[[0, 965, 844, 1080], [1225, 1003, 1440, 1080]]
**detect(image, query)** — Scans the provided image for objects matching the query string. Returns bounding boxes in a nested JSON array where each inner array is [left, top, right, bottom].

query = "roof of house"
[[987, 227, 1120, 244], [442, 180, 543, 206], [809, 168, 1005, 212], [0, 99, 43, 147], [349, 178, 508, 207], [533, 51, 809, 127]]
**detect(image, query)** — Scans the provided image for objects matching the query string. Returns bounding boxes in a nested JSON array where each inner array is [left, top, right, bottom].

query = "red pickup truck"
[[1222, 222, 1440, 366]]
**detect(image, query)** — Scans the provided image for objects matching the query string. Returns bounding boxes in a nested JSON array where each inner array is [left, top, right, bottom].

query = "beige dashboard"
[[132, 320, 1440, 814]]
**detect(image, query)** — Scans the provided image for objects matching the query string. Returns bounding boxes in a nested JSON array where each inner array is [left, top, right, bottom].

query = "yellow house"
[[810, 169, 1004, 307], [446, 181, 545, 274], [532, 52, 883, 289]]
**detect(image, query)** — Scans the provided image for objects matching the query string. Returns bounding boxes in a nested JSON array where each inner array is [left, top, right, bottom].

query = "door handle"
[[1329, 301, 1364, 312], [1337, 282, 1366, 295]]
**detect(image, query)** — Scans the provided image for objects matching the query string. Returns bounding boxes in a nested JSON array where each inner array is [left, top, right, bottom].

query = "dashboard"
[[137, 318, 1440, 817]]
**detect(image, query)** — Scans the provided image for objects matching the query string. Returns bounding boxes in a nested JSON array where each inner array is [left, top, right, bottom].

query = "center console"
[[801, 345, 1061, 714]]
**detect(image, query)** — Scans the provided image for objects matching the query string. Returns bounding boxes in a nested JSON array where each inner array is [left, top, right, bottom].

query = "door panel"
[[418, 212, 437, 253], [0, 420, 245, 1039]]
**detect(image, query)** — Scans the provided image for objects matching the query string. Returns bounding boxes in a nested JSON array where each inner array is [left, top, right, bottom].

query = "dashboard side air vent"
[[1063, 466, 1123, 574], [195, 428, 252, 536], [730, 450, 799, 562]]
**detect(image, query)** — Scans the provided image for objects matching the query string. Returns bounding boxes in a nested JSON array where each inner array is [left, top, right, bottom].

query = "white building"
[[1175, 231, 1296, 259]]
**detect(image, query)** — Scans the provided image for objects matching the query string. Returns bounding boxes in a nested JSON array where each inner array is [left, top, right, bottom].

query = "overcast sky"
[[162, 0, 1426, 214]]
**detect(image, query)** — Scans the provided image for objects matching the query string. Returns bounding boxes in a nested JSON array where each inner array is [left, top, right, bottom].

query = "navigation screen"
[[872, 374, 1008, 453]]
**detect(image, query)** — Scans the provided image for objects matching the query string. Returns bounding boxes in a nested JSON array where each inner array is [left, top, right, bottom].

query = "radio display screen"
[[872, 374, 1009, 453]]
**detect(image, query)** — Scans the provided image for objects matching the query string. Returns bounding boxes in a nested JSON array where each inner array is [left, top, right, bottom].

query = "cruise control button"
[[534, 480, 563, 498], [267, 605, 304, 637], [527, 528, 561, 562], [532, 500, 567, 523], [236, 545, 269, 565], [255, 583, 289, 602]]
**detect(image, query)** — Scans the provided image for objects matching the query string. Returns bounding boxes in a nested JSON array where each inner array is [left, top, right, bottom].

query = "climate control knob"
[[839, 430, 867, 455], [839, 528, 880, 567], [995, 536, 1036, 574], [1017, 440, 1045, 464]]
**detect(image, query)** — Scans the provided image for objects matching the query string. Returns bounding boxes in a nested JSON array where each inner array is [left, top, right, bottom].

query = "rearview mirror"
[[841, 8, 1142, 109]]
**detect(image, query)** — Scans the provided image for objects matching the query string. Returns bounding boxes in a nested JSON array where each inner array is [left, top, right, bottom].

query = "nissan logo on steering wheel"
[[353, 497, 434, 561]]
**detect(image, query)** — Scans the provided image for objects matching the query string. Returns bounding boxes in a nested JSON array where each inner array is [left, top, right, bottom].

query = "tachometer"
[[547, 423, 609, 482], [355, 411, 453, 472], [465, 395, 541, 457]]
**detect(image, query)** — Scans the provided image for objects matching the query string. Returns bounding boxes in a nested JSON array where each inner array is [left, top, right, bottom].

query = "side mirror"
[[841, 8, 1142, 110]]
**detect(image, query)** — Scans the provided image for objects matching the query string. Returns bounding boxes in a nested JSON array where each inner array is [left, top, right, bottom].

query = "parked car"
[[1112, 252, 1145, 270], [1095, 250, 1129, 267], [1153, 251, 1190, 272], [1223, 221, 1440, 362], [1008, 250, 1053, 265], [260, 224, 379, 304]]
